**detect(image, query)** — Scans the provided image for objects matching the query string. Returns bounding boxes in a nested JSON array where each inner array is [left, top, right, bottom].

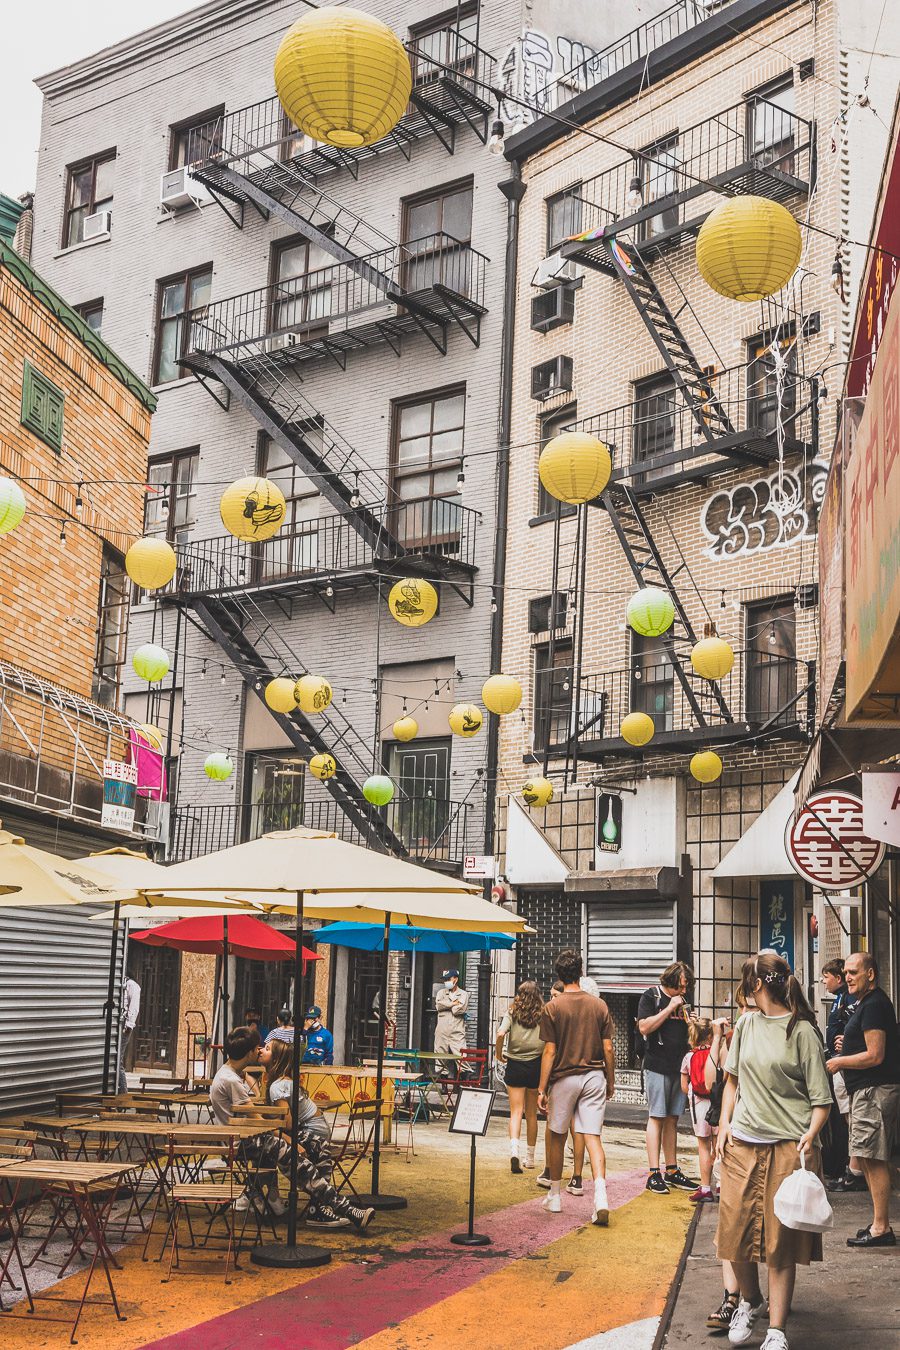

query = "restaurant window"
[[153, 264, 212, 384], [631, 634, 674, 732], [632, 371, 676, 480], [546, 185, 583, 252], [409, 4, 478, 81], [63, 151, 114, 248], [144, 449, 199, 547], [168, 107, 224, 170], [637, 135, 680, 241], [534, 640, 573, 751], [257, 434, 321, 579], [75, 299, 104, 335], [747, 76, 796, 174], [390, 387, 464, 549], [268, 235, 332, 340], [536, 405, 577, 518], [402, 180, 472, 295], [747, 330, 797, 437], [746, 597, 797, 725], [92, 546, 129, 708]]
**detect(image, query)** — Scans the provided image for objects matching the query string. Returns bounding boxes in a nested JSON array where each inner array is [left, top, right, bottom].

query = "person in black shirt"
[[826, 951, 900, 1248], [636, 960, 698, 1195], [820, 960, 863, 1191]]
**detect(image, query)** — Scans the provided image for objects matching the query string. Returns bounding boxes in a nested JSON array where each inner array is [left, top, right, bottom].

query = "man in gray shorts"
[[537, 948, 616, 1226], [636, 961, 698, 1195]]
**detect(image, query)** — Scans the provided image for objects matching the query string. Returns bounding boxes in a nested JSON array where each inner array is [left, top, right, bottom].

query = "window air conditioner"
[[83, 210, 111, 241], [160, 167, 213, 211], [531, 355, 574, 402], [532, 253, 582, 289], [531, 284, 576, 333]]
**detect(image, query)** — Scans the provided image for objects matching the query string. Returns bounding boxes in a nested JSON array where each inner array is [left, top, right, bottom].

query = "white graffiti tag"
[[700, 463, 828, 560]]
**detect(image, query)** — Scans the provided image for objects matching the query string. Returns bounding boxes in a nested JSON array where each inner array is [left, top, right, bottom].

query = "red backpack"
[[689, 1047, 711, 1098]]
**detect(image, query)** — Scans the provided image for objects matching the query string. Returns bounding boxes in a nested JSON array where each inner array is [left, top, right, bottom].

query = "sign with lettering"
[[786, 790, 886, 890], [597, 792, 623, 852], [464, 855, 495, 880], [862, 771, 900, 847], [449, 1087, 495, 1137], [759, 880, 795, 971], [101, 759, 137, 832]]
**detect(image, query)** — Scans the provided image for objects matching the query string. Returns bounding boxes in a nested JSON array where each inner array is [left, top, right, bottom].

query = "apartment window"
[[247, 752, 306, 839], [536, 405, 578, 518], [546, 185, 583, 251], [410, 4, 478, 82], [258, 435, 320, 578], [268, 236, 332, 339], [63, 152, 114, 248], [391, 388, 464, 548], [637, 135, 681, 241], [153, 265, 212, 384], [746, 598, 797, 725], [534, 640, 573, 750], [75, 299, 104, 335], [168, 107, 224, 170], [402, 181, 472, 295], [747, 76, 796, 173], [747, 331, 797, 436], [631, 634, 673, 731], [21, 361, 64, 452], [529, 591, 567, 634], [145, 449, 199, 546], [632, 371, 675, 479], [93, 547, 129, 708]]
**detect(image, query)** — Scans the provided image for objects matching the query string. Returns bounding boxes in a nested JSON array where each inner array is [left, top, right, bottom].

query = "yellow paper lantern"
[[626, 587, 675, 638], [392, 716, 418, 742], [448, 703, 483, 737], [125, 536, 177, 591], [538, 432, 612, 505], [265, 678, 298, 714], [139, 724, 164, 750], [388, 577, 438, 627], [482, 674, 523, 716], [294, 675, 333, 714], [220, 476, 286, 542], [205, 752, 234, 782], [621, 712, 655, 747], [690, 750, 723, 784], [132, 644, 170, 683], [696, 196, 802, 302], [275, 7, 412, 150], [0, 477, 26, 535], [690, 637, 735, 681], [309, 753, 337, 781], [521, 777, 554, 808]]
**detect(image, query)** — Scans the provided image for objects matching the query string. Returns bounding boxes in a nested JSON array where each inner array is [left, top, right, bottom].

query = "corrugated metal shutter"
[[585, 901, 675, 991]]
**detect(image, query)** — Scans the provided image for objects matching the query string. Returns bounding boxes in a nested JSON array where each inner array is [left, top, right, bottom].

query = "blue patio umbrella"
[[314, 922, 517, 953]]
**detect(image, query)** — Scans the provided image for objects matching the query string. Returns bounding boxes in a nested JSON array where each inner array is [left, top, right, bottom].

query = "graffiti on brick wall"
[[700, 461, 829, 560], [499, 29, 600, 124]]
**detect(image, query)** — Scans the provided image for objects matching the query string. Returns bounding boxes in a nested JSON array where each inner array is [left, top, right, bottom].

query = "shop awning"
[[794, 726, 900, 815], [713, 773, 799, 878], [566, 866, 681, 897]]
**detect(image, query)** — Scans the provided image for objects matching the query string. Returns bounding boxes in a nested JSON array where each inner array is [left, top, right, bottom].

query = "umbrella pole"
[[101, 901, 121, 1095], [252, 891, 330, 1269], [354, 912, 407, 1212], [222, 916, 230, 1049]]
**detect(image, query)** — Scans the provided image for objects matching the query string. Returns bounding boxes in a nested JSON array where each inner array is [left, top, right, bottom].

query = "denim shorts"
[[645, 1069, 687, 1118]]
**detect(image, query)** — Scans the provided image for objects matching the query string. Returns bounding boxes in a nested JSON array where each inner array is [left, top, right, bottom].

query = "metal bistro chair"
[[436, 1049, 489, 1114], [329, 1099, 383, 1197]]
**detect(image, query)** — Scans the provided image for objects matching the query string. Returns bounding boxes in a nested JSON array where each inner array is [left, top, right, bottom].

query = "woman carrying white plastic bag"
[[715, 952, 832, 1350], [773, 1149, 834, 1233]]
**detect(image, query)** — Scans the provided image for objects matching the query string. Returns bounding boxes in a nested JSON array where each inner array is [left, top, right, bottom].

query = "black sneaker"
[[565, 1176, 583, 1196], [306, 1205, 351, 1229], [706, 1292, 739, 1332], [827, 1169, 868, 1193], [511, 1156, 522, 1174], [646, 1172, 670, 1195], [349, 1205, 375, 1231], [536, 1169, 551, 1189], [665, 1167, 698, 1192]]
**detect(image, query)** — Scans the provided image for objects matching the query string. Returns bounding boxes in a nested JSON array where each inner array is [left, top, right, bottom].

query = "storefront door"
[[127, 945, 181, 1071]]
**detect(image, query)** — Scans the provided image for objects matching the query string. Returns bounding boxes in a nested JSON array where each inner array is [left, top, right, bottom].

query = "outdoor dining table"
[[300, 1067, 397, 1143]]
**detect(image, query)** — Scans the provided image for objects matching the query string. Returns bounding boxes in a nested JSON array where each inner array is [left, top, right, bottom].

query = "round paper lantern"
[[690, 636, 735, 681], [690, 750, 723, 784], [0, 477, 26, 535], [448, 703, 483, 737], [621, 711, 655, 747], [220, 476, 286, 542], [482, 674, 523, 716], [388, 577, 438, 627], [275, 7, 412, 150], [205, 752, 234, 782], [696, 196, 802, 302], [132, 643, 170, 683], [538, 432, 612, 505], [265, 678, 297, 714], [294, 675, 333, 714], [309, 753, 337, 781], [626, 586, 675, 638], [139, 724, 164, 750], [125, 536, 177, 590], [521, 777, 553, 809], [392, 716, 418, 742], [363, 774, 394, 805]]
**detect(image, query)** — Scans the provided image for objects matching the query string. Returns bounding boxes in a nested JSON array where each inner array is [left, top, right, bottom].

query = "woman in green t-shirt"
[[496, 980, 544, 1173], [715, 951, 831, 1350]]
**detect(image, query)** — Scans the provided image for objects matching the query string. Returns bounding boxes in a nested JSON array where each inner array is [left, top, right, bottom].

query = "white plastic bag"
[[773, 1150, 834, 1232]]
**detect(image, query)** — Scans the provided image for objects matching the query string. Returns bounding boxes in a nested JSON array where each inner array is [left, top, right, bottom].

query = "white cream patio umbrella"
[[0, 828, 134, 906]]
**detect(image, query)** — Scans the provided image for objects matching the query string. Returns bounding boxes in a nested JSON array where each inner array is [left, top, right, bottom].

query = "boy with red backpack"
[[680, 1018, 720, 1203]]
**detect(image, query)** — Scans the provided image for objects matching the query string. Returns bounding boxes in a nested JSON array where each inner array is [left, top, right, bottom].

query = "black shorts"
[[505, 1057, 541, 1089]]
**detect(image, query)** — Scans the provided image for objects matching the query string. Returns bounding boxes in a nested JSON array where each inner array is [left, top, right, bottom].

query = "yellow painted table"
[[300, 1066, 395, 1143]]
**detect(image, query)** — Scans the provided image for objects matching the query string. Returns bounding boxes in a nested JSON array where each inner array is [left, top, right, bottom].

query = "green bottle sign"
[[597, 792, 623, 853]]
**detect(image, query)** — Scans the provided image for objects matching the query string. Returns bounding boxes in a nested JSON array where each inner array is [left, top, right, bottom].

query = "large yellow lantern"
[[626, 587, 675, 637], [132, 644, 170, 683], [265, 678, 297, 714], [521, 777, 553, 808], [696, 197, 802, 302], [125, 536, 177, 591], [0, 477, 26, 535], [392, 716, 418, 742], [309, 753, 337, 781], [275, 7, 412, 150], [220, 476, 286, 541], [448, 703, 482, 737], [690, 636, 734, 681], [690, 750, 723, 784], [538, 432, 612, 505], [294, 675, 333, 714], [388, 577, 438, 627], [482, 674, 523, 716], [621, 711, 655, 747]]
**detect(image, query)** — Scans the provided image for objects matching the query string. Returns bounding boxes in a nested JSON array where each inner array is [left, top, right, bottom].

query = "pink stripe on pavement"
[[140, 1171, 645, 1350]]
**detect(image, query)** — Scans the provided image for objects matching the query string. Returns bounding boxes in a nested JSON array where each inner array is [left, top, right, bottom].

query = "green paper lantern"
[[363, 774, 394, 805], [626, 586, 675, 638], [205, 752, 234, 781], [0, 477, 26, 535], [132, 643, 170, 683]]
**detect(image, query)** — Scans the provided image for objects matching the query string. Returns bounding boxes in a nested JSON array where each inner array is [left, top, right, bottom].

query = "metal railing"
[[170, 796, 473, 865], [184, 234, 487, 362], [174, 496, 478, 595]]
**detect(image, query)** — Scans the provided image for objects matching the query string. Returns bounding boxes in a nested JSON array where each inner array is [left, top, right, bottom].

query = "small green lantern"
[[626, 587, 675, 638], [363, 774, 394, 805], [204, 752, 234, 782]]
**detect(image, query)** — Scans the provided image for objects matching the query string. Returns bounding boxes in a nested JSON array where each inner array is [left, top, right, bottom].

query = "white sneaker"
[[233, 1191, 251, 1211], [760, 1333, 788, 1350], [541, 1192, 562, 1214], [729, 1298, 768, 1346]]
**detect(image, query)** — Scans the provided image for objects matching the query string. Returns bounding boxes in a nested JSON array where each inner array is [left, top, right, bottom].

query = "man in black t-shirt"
[[636, 961, 697, 1195], [826, 951, 900, 1248]]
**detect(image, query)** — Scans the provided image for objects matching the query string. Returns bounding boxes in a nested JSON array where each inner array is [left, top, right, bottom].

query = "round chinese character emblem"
[[786, 789, 885, 889]]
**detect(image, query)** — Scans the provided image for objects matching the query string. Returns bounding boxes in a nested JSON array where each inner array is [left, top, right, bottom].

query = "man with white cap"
[[434, 968, 469, 1073]]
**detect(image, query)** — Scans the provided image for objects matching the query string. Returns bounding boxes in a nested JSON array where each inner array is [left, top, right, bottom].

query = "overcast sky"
[[2, 2, 200, 195]]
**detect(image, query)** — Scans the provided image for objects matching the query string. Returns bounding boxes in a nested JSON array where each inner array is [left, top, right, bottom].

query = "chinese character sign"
[[786, 790, 886, 890], [759, 881, 794, 971], [102, 758, 137, 833]]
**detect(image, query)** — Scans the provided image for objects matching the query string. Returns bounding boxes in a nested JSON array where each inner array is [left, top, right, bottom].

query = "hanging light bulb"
[[626, 174, 643, 213], [238, 555, 247, 582], [350, 472, 360, 510], [817, 378, 828, 406], [490, 588, 498, 615], [831, 255, 845, 302], [456, 462, 466, 490], [488, 118, 505, 156], [254, 678, 262, 691], [158, 483, 170, 520], [720, 589, 727, 611], [59, 520, 67, 546], [75, 483, 84, 514], [769, 623, 777, 646], [220, 670, 227, 685], [201, 661, 208, 679], [325, 579, 334, 598]]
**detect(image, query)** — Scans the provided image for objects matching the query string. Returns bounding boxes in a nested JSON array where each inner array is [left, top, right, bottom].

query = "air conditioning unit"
[[532, 253, 582, 289], [531, 355, 573, 402], [160, 167, 213, 211], [82, 210, 111, 241], [531, 284, 576, 333], [268, 332, 301, 353]]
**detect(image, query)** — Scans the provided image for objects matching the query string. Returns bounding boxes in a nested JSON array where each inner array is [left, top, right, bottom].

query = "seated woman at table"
[[260, 1039, 374, 1231], [264, 1007, 294, 1046]]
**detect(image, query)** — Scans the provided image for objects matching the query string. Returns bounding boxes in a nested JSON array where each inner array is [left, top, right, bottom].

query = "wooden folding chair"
[[158, 1138, 242, 1285], [56, 1092, 104, 1117], [330, 1100, 382, 1197]]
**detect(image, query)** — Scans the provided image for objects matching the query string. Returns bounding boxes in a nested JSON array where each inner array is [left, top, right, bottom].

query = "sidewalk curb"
[[651, 1203, 702, 1350]]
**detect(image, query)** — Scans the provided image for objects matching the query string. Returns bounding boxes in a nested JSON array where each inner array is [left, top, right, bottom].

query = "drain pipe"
[[477, 161, 526, 1053]]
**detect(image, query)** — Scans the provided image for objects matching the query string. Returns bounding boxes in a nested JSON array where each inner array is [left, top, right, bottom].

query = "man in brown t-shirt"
[[538, 948, 615, 1225]]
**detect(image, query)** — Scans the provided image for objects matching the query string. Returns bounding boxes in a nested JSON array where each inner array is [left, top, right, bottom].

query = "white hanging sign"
[[862, 771, 900, 847]]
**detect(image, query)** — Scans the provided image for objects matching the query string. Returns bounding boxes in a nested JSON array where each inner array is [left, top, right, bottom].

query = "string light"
[[59, 520, 67, 546], [769, 624, 778, 646], [74, 483, 84, 514], [720, 589, 726, 611], [220, 670, 227, 686]]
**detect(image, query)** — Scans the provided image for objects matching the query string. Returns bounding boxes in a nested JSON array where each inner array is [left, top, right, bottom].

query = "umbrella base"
[[450, 1232, 491, 1247], [353, 1192, 408, 1211], [251, 1242, 332, 1268]]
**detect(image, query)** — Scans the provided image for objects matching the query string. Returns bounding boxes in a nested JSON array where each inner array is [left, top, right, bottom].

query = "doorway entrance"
[[347, 950, 384, 1062], [127, 945, 181, 1071], [416, 951, 467, 1052]]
